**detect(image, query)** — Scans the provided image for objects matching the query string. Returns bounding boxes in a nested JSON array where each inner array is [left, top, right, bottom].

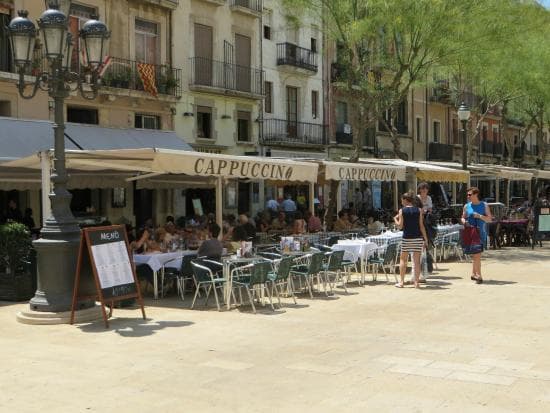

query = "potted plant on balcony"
[[157, 71, 178, 95], [0, 222, 34, 301]]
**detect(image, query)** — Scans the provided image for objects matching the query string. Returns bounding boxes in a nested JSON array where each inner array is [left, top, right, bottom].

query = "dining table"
[[133, 250, 198, 299], [332, 240, 378, 284], [222, 255, 265, 310]]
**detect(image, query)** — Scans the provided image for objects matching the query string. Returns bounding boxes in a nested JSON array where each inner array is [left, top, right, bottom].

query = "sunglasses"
[[467, 193, 473, 196]]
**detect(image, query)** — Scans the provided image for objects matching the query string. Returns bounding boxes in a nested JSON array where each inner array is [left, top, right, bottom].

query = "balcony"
[[199, 0, 226, 5], [428, 142, 454, 161], [276, 43, 318, 73], [141, 0, 179, 9], [230, 0, 262, 17], [189, 57, 264, 98], [100, 57, 182, 98], [261, 119, 327, 146]]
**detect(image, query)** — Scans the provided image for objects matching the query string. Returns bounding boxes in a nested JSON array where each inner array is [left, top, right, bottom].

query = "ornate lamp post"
[[7, 3, 109, 314], [457, 102, 471, 202]]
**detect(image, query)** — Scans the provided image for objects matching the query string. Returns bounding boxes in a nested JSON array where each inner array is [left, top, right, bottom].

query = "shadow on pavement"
[[78, 318, 194, 337], [481, 279, 517, 286]]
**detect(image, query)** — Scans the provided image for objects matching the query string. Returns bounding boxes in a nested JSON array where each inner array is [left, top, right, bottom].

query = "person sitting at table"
[[333, 210, 351, 232], [164, 221, 179, 244], [270, 211, 288, 231], [292, 211, 307, 234], [349, 210, 364, 229], [367, 214, 384, 235], [257, 211, 271, 232], [197, 223, 223, 261], [233, 215, 256, 241], [305, 210, 322, 233]]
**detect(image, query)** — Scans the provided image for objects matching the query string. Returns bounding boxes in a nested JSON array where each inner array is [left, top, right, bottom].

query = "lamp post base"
[[29, 234, 94, 313], [16, 305, 104, 325]]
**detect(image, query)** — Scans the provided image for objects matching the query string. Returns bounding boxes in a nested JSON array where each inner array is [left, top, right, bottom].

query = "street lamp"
[[7, 4, 109, 314], [457, 102, 471, 171]]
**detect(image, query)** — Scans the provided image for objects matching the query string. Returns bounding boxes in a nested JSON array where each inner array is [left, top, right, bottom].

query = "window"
[[237, 111, 251, 142], [135, 19, 159, 64], [0, 100, 11, 117], [264, 81, 273, 113], [69, 4, 96, 70], [67, 107, 98, 124], [493, 126, 499, 143], [196, 106, 212, 139], [263, 25, 271, 40], [311, 38, 317, 53], [135, 114, 160, 130], [311, 90, 318, 119], [336, 101, 348, 128], [416, 117, 422, 143], [433, 121, 440, 143]]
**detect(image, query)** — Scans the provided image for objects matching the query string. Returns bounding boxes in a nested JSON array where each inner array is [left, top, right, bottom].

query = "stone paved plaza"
[[1, 246, 550, 412]]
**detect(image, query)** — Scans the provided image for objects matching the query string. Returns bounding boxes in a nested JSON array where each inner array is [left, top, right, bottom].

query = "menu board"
[[87, 228, 137, 299], [71, 225, 145, 328], [533, 206, 550, 249]]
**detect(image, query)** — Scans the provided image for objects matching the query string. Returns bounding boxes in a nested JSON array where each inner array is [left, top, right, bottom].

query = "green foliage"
[[0, 222, 32, 276]]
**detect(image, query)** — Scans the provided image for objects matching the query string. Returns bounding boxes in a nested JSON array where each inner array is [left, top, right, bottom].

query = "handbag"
[[461, 225, 483, 254]]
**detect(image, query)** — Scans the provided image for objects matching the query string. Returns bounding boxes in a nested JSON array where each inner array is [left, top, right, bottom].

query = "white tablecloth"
[[133, 250, 197, 272], [436, 224, 463, 235], [366, 232, 403, 246], [332, 240, 378, 261]]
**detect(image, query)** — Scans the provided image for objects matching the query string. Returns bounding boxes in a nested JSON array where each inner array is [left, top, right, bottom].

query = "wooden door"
[[194, 24, 213, 86], [235, 34, 251, 92], [286, 86, 298, 138]]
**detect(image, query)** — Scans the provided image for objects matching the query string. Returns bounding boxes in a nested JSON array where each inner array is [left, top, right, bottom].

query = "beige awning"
[[359, 159, 469, 183], [527, 169, 550, 180], [471, 164, 533, 181], [322, 160, 406, 181], [1, 148, 320, 183]]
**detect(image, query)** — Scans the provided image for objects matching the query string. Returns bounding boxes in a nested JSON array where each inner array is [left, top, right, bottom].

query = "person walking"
[[394, 192, 429, 288], [461, 187, 492, 284]]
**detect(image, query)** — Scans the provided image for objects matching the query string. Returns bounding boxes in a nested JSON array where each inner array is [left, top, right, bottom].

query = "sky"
[[538, 0, 550, 8]]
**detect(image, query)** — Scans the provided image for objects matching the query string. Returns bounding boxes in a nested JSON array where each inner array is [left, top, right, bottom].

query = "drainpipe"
[[411, 89, 415, 161], [425, 86, 429, 160]]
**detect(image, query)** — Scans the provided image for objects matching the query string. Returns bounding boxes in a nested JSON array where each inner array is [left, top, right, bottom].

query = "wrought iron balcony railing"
[[276, 43, 318, 72], [100, 57, 182, 97], [189, 57, 264, 96], [230, 0, 262, 13], [262, 119, 327, 145]]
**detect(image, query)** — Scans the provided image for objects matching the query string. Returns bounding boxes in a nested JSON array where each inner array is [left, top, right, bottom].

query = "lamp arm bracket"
[[16, 70, 43, 100]]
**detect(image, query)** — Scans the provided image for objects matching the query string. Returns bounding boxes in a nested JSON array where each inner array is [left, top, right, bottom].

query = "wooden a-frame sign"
[[70, 225, 146, 328]]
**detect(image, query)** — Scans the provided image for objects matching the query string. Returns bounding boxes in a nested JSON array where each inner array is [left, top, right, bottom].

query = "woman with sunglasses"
[[461, 187, 492, 283]]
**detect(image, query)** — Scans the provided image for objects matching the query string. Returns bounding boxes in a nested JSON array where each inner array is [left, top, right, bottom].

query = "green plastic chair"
[[232, 261, 274, 313], [368, 243, 399, 283], [268, 256, 297, 306], [190, 261, 228, 311], [324, 250, 347, 293], [290, 252, 324, 298]]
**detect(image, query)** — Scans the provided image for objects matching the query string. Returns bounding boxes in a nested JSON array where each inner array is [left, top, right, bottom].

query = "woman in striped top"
[[395, 192, 429, 288]]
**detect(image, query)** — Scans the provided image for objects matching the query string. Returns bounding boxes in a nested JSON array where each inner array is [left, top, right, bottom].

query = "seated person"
[[367, 215, 384, 235], [197, 223, 223, 261], [257, 211, 271, 233], [333, 210, 351, 232], [164, 221, 179, 244], [233, 215, 256, 241], [270, 211, 288, 231], [292, 211, 307, 234], [305, 210, 322, 233], [348, 211, 364, 229]]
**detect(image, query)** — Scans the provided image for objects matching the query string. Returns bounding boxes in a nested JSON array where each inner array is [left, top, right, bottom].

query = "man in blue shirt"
[[281, 194, 297, 223]]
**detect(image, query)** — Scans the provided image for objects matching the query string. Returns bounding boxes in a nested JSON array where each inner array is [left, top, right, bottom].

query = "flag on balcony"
[[98, 56, 112, 77], [137, 63, 158, 97]]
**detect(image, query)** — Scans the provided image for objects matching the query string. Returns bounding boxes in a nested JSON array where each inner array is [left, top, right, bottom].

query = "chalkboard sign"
[[70, 225, 146, 327], [532, 207, 550, 249]]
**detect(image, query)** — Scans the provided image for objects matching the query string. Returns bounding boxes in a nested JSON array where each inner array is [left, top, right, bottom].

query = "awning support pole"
[[336, 181, 342, 212], [452, 182, 457, 204], [495, 178, 500, 203], [505, 179, 510, 207], [393, 180, 399, 212], [216, 177, 223, 239], [309, 182, 315, 216], [40, 151, 52, 226]]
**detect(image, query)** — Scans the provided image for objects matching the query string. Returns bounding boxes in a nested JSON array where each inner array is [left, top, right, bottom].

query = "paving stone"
[[429, 361, 492, 373], [388, 364, 452, 378], [446, 371, 516, 386], [374, 355, 433, 367], [471, 358, 535, 371], [200, 359, 254, 371]]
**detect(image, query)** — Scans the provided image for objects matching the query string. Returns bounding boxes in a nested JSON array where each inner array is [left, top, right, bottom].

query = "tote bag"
[[461, 225, 483, 254]]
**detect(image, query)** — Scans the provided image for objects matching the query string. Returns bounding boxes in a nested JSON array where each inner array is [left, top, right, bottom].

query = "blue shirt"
[[281, 199, 297, 212], [465, 201, 487, 246]]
